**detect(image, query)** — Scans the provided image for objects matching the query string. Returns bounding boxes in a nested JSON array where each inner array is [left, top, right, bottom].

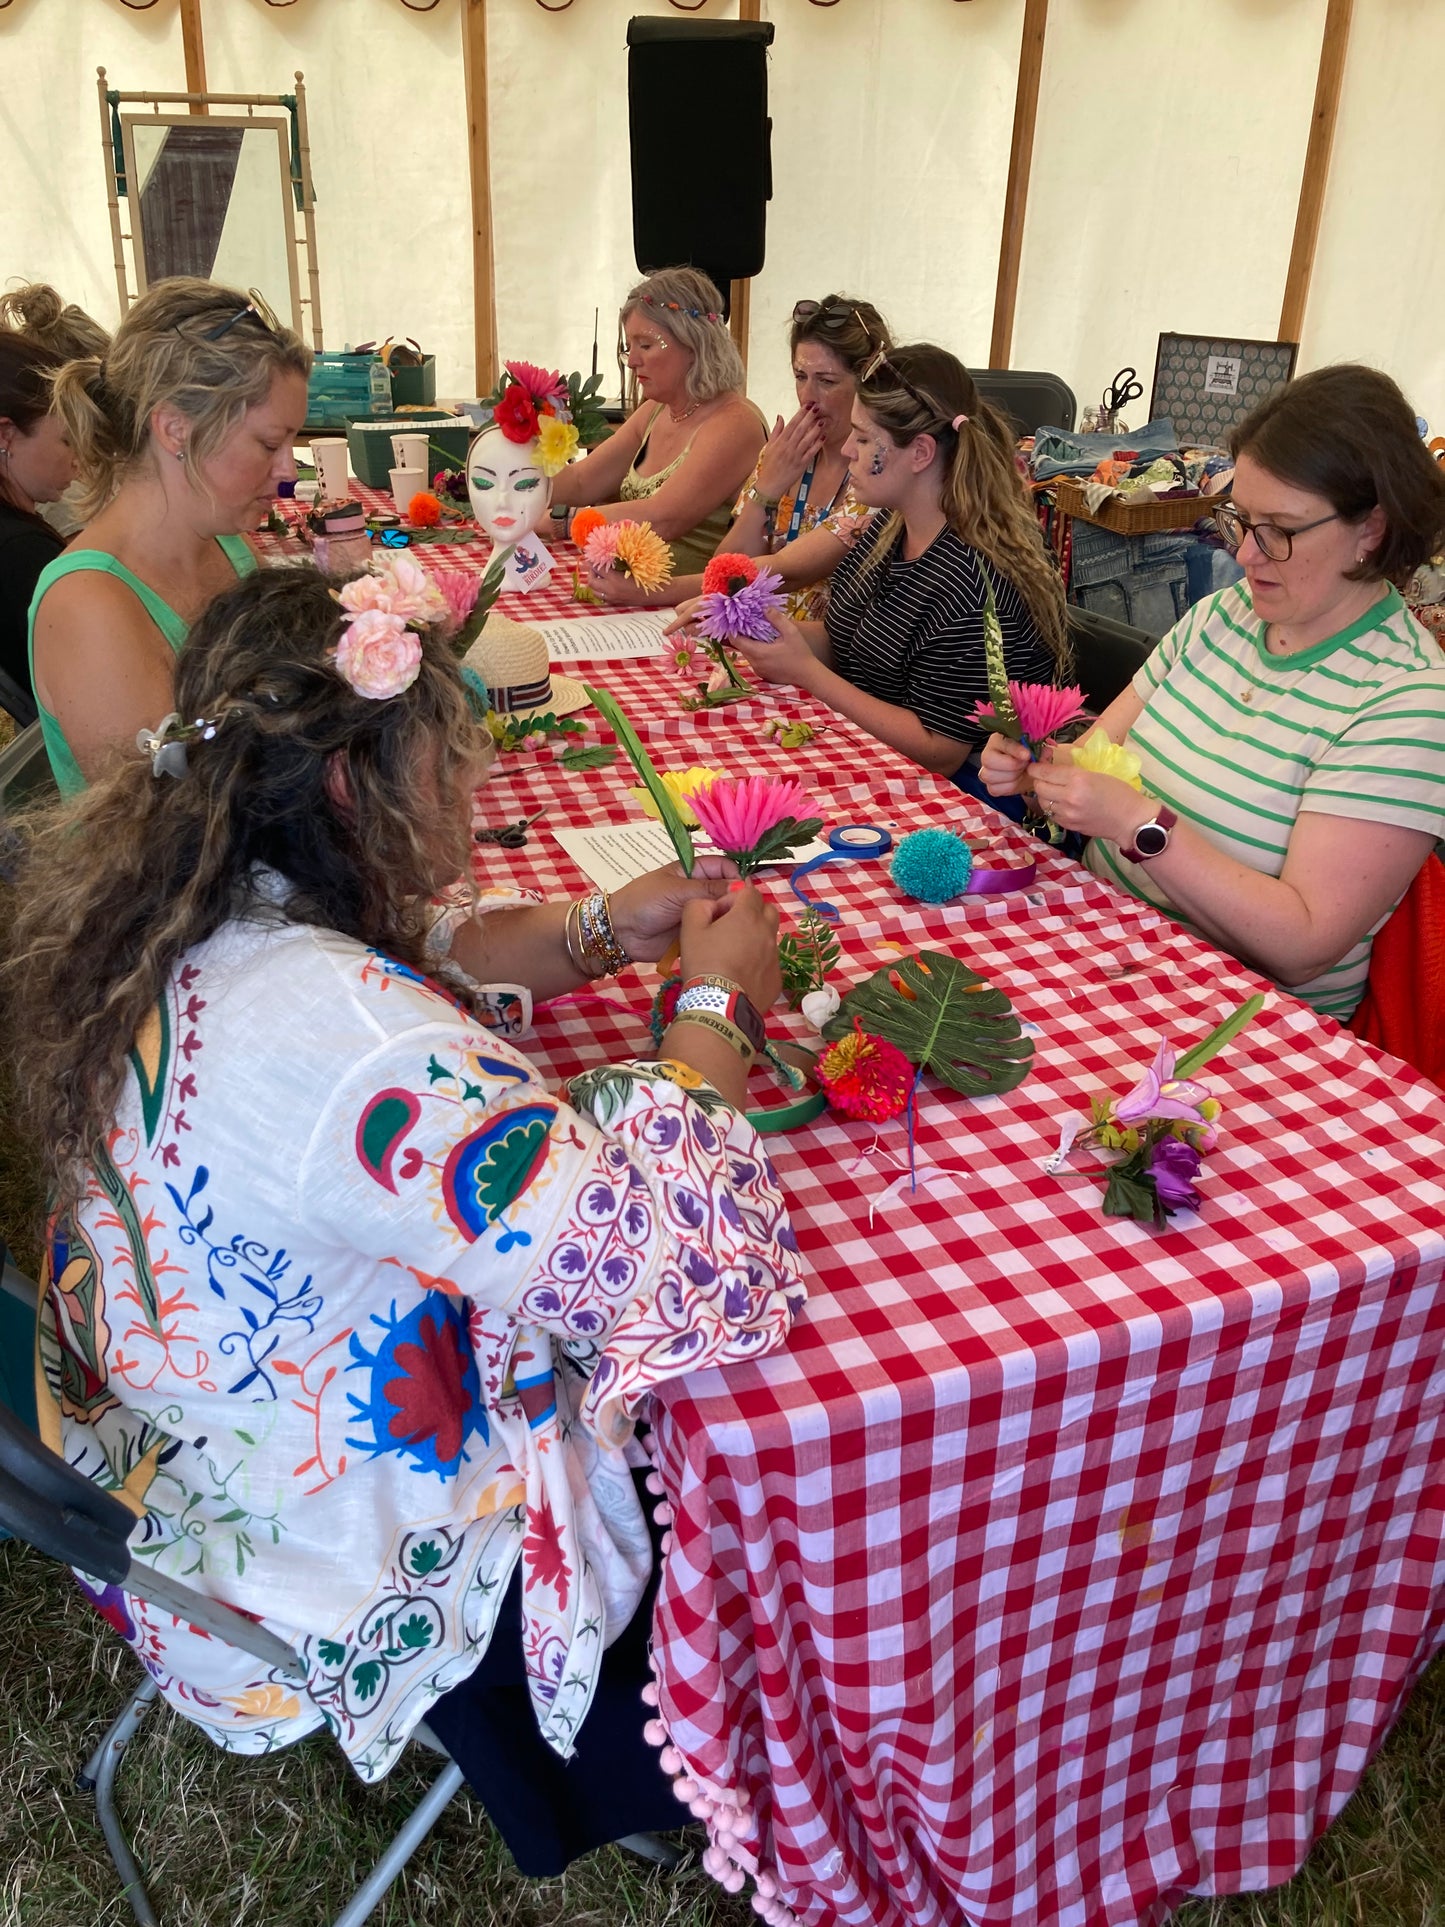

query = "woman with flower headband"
[[3, 558, 795, 1876], [591, 295, 889, 621], [547, 267, 765, 574], [725, 342, 1069, 793], [29, 276, 311, 794]]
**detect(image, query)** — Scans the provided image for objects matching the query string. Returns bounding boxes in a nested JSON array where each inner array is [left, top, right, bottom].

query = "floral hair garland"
[[333, 552, 448, 699], [472, 359, 608, 474]]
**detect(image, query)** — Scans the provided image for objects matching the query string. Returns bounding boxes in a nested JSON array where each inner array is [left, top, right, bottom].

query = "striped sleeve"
[[1302, 670, 1445, 835]]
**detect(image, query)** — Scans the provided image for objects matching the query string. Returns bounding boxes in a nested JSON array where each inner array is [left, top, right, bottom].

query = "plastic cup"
[[391, 432, 430, 474], [311, 438, 350, 502], [389, 466, 425, 513]]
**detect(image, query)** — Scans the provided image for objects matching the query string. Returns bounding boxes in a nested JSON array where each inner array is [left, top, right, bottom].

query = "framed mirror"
[[118, 113, 302, 333]]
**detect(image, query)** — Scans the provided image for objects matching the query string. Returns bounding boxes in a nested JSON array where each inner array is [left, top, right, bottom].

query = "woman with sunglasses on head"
[[547, 267, 765, 574], [595, 296, 888, 618], [4, 561, 797, 1874], [726, 342, 1068, 787], [982, 365, 1445, 1021], [29, 277, 310, 793]]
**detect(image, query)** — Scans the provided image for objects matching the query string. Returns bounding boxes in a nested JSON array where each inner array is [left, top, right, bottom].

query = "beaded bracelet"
[[575, 888, 629, 978], [563, 900, 603, 980]]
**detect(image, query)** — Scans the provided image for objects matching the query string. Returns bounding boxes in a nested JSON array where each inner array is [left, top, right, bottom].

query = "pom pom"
[[643, 1718, 668, 1746], [658, 1745, 683, 1772], [570, 506, 607, 548], [702, 551, 759, 596], [407, 491, 443, 528], [704, 1847, 729, 1879], [816, 1017, 914, 1123], [723, 1868, 747, 1894], [675, 1776, 699, 1802], [889, 827, 974, 904], [641, 1681, 660, 1706], [660, 1530, 675, 1552], [645, 1470, 666, 1495], [653, 1502, 675, 1525]]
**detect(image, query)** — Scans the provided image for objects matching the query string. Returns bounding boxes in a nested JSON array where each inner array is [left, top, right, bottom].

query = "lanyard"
[[784, 460, 815, 546]]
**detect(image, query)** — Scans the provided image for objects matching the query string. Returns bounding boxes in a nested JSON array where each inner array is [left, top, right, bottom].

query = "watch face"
[[1135, 821, 1169, 857]]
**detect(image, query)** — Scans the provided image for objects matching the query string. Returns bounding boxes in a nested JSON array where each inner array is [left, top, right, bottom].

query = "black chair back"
[[971, 369, 1077, 438], [1068, 607, 1159, 713]]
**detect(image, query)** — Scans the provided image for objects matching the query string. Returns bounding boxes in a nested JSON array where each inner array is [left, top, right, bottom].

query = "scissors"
[[1102, 366, 1144, 420], [789, 824, 894, 920]]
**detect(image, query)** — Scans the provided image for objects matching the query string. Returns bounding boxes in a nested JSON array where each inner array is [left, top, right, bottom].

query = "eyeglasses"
[[196, 288, 282, 343], [1213, 501, 1340, 563], [856, 330, 946, 424]]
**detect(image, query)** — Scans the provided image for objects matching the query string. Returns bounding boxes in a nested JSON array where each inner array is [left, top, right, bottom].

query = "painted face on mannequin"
[[843, 402, 901, 505], [467, 425, 551, 545]]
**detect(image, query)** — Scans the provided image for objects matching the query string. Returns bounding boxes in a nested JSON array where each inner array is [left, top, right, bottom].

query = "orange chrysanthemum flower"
[[817, 1018, 914, 1122], [570, 507, 608, 548], [613, 520, 674, 593], [407, 491, 443, 528]]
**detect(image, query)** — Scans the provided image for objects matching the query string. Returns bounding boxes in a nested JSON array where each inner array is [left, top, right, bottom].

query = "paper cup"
[[389, 465, 425, 512], [311, 437, 350, 501], [391, 432, 431, 474]]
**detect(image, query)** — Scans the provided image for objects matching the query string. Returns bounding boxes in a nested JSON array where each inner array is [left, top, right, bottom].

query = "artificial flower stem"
[[1173, 994, 1266, 1079]]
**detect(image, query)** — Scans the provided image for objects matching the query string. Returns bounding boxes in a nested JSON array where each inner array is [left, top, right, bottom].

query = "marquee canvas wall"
[[2, 0, 1441, 434]]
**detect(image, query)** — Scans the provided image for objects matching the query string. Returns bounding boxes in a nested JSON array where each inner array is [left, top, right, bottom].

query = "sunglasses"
[[792, 297, 847, 323], [857, 330, 946, 423], [195, 288, 283, 343]]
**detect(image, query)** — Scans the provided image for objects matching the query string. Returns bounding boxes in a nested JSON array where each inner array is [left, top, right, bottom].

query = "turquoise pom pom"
[[889, 828, 974, 904]]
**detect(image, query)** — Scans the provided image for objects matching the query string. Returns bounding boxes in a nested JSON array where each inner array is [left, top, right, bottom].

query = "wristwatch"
[[1122, 803, 1177, 863], [745, 482, 781, 511]]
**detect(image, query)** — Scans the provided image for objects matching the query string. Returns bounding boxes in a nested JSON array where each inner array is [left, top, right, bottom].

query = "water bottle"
[[368, 356, 392, 418]]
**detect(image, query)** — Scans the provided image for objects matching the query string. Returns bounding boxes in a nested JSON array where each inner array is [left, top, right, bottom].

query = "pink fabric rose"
[[336, 571, 393, 616], [335, 609, 423, 699]]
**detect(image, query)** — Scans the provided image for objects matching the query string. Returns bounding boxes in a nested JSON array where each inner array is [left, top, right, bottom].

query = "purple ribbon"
[[967, 859, 1037, 895]]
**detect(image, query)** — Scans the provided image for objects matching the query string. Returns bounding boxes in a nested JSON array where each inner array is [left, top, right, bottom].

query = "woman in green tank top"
[[29, 276, 311, 793], [547, 268, 764, 577]]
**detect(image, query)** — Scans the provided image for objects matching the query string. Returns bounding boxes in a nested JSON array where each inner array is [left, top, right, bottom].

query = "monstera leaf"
[[824, 950, 1032, 1098]]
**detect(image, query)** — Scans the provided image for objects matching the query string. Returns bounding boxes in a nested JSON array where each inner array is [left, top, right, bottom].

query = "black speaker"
[[627, 18, 774, 301]]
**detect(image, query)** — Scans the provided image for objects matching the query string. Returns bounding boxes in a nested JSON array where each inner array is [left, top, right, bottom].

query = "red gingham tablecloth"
[[268, 523, 1445, 1927]]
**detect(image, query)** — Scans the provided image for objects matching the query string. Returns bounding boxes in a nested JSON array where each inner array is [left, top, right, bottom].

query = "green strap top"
[[619, 404, 738, 576], [28, 535, 256, 797]]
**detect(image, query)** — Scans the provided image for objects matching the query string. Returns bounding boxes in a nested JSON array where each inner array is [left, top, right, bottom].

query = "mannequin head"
[[466, 423, 551, 546]]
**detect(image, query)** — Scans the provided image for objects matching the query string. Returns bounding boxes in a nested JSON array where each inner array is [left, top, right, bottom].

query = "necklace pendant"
[[1241, 685, 1253, 703]]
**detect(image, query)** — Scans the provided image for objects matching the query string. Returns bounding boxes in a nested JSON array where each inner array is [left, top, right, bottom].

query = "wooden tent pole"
[[730, 0, 762, 373], [293, 73, 324, 350], [988, 0, 1049, 370], [179, 0, 208, 111], [1278, 0, 1354, 344], [97, 67, 129, 315], [461, 0, 498, 395]]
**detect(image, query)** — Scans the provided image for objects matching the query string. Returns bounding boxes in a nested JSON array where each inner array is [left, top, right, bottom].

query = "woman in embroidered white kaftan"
[[5, 563, 801, 1873]]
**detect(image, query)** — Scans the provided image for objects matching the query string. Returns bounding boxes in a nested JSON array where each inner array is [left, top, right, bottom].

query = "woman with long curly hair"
[[725, 341, 1069, 797], [3, 561, 798, 1874]]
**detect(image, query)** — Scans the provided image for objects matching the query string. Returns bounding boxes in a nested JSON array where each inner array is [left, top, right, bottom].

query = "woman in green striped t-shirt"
[[982, 365, 1445, 1022]]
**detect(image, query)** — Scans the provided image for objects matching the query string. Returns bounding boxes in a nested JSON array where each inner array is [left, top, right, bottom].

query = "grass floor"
[[3, 1076, 1443, 1925]]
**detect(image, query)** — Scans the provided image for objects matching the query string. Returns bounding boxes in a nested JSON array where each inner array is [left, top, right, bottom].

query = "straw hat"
[[462, 612, 589, 721]]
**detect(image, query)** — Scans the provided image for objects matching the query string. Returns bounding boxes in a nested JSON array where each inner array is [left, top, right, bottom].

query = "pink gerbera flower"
[[974, 681, 1087, 749], [689, 775, 815, 862], [583, 522, 623, 571], [505, 359, 568, 405]]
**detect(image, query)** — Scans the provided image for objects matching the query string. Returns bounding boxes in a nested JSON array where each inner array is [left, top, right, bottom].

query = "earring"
[[175, 450, 187, 463]]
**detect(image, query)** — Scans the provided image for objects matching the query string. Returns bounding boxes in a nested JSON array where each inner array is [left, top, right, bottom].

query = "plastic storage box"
[[346, 413, 474, 488], [306, 354, 391, 431]]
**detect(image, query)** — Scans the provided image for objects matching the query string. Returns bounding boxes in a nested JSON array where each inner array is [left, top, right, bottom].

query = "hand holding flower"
[[1029, 756, 1154, 846], [978, 732, 1034, 798], [729, 611, 820, 691]]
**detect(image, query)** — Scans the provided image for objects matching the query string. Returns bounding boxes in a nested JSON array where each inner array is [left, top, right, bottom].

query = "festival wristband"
[[674, 981, 767, 1053], [667, 1009, 757, 1062]]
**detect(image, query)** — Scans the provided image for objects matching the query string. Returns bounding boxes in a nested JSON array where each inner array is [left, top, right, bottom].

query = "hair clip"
[[135, 712, 219, 779]]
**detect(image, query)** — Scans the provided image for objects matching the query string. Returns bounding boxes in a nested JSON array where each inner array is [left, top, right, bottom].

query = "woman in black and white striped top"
[[728, 341, 1069, 797]]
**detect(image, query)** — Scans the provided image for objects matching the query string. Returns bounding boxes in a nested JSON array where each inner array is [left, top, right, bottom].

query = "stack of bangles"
[[667, 974, 765, 1065], [563, 889, 630, 979]]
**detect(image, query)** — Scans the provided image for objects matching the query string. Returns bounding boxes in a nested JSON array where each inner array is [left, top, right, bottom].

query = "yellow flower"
[[534, 414, 579, 477], [630, 766, 723, 828], [614, 520, 674, 593], [1067, 725, 1143, 789]]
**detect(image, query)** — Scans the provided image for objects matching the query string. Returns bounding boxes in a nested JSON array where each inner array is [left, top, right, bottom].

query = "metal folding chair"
[[0, 719, 56, 883], [0, 1259, 678, 1922]]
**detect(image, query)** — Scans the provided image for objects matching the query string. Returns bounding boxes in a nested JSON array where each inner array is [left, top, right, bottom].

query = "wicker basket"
[[1053, 477, 1216, 535]]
